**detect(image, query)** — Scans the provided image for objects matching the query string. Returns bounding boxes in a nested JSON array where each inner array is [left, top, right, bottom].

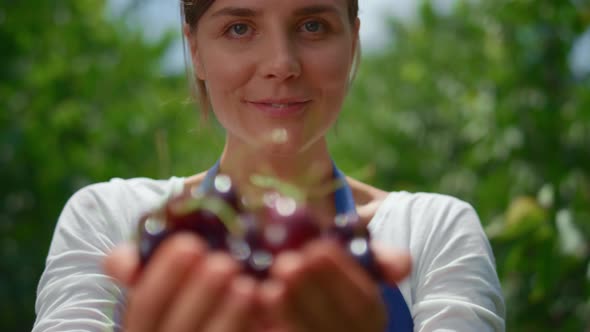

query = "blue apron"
[[204, 161, 414, 332]]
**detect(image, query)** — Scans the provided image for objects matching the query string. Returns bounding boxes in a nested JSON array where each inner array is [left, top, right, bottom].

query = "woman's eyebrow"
[[209, 4, 341, 19], [210, 7, 261, 18], [293, 4, 341, 16]]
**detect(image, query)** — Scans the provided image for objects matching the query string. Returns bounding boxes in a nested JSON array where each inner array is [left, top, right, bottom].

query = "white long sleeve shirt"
[[33, 176, 505, 331]]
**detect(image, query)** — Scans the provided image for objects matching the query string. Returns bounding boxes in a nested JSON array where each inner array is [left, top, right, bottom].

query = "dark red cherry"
[[165, 194, 230, 250], [237, 213, 274, 279], [227, 233, 273, 280], [262, 196, 321, 254], [238, 213, 264, 248], [137, 214, 169, 266], [326, 213, 370, 244], [244, 248, 274, 279], [209, 174, 242, 212], [183, 210, 229, 250]]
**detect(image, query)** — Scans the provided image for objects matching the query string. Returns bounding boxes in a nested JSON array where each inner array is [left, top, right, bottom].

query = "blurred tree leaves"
[[2, 0, 589, 331], [0, 1, 222, 329], [331, 0, 590, 330]]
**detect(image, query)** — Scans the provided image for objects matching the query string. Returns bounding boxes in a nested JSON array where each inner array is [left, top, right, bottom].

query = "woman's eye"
[[227, 23, 250, 37], [302, 20, 324, 33]]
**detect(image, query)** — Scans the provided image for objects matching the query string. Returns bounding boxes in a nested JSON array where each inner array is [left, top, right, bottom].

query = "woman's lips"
[[247, 100, 311, 118]]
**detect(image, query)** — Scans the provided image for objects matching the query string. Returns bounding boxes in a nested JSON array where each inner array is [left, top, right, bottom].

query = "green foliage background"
[[1, 0, 589, 331]]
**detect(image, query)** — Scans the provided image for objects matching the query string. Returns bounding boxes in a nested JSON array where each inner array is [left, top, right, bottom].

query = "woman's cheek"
[[205, 61, 250, 113], [306, 44, 352, 92]]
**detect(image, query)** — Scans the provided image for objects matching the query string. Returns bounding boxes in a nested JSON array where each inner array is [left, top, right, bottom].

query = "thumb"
[[102, 242, 141, 287], [372, 242, 412, 285]]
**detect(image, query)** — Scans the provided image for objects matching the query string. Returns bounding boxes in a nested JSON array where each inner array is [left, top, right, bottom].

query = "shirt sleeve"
[[410, 195, 506, 332], [33, 184, 130, 332]]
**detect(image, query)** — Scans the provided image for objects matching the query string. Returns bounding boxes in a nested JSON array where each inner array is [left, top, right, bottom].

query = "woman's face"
[[189, 0, 359, 155]]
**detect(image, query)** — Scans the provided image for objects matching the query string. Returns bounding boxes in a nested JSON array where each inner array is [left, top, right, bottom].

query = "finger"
[[125, 233, 206, 332], [259, 279, 306, 332], [304, 240, 387, 331], [294, 262, 347, 331], [372, 242, 412, 285], [307, 239, 379, 299], [202, 276, 257, 332], [159, 253, 241, 332], [103, 242, 140, 287], [300, 241, 381, 330], [272, 250, 347, 332]]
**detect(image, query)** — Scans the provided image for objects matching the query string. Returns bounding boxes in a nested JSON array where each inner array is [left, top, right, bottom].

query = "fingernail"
[[118, 242, 138, 255], [274, 252, 303, 276], [173, 232, 207, 252], [261, 280, 285, 303], [232, 276, 256, 297], [372, 243, 412, 281], [104, 243, 137, 273], [205, 253, 239, 276]]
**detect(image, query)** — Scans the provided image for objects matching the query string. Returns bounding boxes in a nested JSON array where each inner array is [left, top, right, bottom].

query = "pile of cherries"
[[137, 174, 381, 280]]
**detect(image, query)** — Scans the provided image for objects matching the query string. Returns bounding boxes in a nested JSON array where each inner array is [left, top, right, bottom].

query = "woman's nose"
[[259, 34, 301, 82]]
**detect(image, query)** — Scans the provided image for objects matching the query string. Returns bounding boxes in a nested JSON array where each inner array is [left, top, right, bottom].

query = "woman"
[[33, 0, 505, 331]]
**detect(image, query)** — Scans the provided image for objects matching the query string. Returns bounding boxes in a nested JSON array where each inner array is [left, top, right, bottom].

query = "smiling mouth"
[[247, 100, 312, 117], [265, 103, 302, 109]]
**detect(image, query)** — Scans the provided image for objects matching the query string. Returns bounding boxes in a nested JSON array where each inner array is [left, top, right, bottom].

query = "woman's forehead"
[[204, 0, 348, 15]]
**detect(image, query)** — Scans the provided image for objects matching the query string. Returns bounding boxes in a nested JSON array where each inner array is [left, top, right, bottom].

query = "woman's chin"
[[243, 129, 310, 155], [256, 140, 307, 157]]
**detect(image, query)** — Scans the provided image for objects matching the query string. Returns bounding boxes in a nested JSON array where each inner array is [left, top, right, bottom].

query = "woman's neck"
[[218, 136, 337, 221]]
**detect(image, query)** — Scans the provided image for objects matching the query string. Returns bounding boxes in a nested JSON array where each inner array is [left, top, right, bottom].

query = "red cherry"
[[326, 213, 369, 244], [137, 174, 383, 283], [244, 248, 273, 279], [137, 214, 169, 266], [209, 174, 242, 212], [165, 193, 230, 250], [227, 230, 273, 280], [261, 195, 321, 254]]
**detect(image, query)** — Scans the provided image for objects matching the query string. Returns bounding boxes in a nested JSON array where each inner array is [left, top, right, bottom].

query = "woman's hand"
[[258, 240, 412, 332], [103, 234, 258, 332]]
